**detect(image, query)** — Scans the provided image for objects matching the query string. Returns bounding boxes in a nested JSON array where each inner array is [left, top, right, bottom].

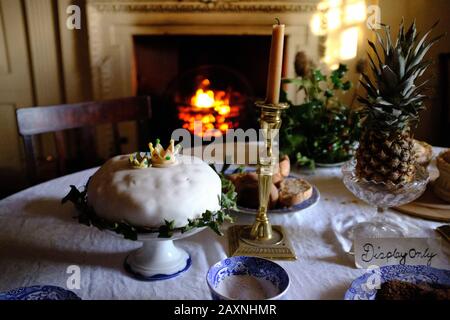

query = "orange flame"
[[178, 79, 239, 138]]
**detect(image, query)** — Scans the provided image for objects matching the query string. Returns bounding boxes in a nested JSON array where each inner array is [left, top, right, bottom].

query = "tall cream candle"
[[265, 20, 285, 104]]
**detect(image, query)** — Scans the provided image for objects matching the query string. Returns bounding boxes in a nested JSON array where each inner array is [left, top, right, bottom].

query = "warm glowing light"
[[191, 89, 215, 108], [345, 1, 366, 24], [202, 114, 215, 124], [216, 105, 231, 115], [310, 13, 327, 36], [327, 8, 342, 30], [178, 78, 240, 138], [340, 27, 359, 60], [328, 0, 342, 7], [315, 0, 367, 67], [317, 1, 328, 11]]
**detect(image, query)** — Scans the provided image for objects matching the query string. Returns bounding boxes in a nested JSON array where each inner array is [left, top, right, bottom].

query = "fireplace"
[[86, 0, 321, 157], [134, 35, 275, 141], [173, 69, 247, 138]]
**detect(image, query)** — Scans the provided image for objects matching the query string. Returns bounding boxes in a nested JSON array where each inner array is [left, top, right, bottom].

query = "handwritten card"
[[354, 238, 448, 269]]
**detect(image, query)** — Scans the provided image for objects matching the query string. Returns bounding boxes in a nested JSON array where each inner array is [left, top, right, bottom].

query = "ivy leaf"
[[331, 64, 349, 89], [220, 163, 231, 175], [62, 171, 237, 241], [78, 212, 91, 226], [165, 219, 175, 230], [279, 88, 289, 103], [296, 152, 315, 169], [158, 220, 176, 238], [313, 70, 326, 82], [62, 185, 82, 204], [342, 81, 352, 91], [208, 221, 222, 236], [232, 166, 246, 174], [336, 63, 349, 76], [217, 211, 225, 224]]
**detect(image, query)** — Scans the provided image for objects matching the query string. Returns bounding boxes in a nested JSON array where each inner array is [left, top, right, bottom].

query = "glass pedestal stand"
[[341, 160, 430, 253]]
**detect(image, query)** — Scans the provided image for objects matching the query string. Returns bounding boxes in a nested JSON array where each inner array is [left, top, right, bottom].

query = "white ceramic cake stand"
[[112, 227, 206, 281]]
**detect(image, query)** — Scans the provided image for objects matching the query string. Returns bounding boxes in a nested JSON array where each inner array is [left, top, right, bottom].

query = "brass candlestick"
[[246, 101, 288, 243], [228, 101, 297, 260]]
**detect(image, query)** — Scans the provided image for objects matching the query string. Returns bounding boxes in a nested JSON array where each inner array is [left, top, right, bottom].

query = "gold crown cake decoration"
[[129, 139, 181, 169], [129, 152, 151, 169]]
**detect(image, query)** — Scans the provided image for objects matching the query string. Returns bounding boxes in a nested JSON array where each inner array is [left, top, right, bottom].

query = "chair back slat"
[[16, 96, 152, 185], [17, 96, 152, 135]]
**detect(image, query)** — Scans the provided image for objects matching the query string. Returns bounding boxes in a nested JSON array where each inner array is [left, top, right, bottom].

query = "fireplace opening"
[[166, 65, 252, 138], [181, 77, 238, 137], [134, 35, 276, 142]]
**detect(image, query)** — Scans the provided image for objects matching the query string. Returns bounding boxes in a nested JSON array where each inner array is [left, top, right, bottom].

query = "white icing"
[[87, 155, 221, 228]]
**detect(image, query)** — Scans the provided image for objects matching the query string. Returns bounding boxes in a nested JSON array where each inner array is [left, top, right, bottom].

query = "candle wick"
[[275, 18, 281, 25]]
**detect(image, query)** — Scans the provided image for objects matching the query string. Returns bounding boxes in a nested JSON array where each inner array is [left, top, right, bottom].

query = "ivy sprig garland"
[[62, 165, 237, 240]]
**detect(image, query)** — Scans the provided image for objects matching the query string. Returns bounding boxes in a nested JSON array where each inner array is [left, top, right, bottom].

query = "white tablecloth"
[[0, 149, 449, 300]]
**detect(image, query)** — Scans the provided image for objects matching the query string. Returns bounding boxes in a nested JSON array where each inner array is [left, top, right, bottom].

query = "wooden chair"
[[16, 96, 152, 185]]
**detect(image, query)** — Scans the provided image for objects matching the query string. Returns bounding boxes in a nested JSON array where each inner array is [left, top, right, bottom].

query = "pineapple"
[[356, 20, 443, 185]]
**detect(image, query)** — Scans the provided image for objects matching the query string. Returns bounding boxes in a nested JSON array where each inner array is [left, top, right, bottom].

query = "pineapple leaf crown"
[[358, 19, 444, 133]]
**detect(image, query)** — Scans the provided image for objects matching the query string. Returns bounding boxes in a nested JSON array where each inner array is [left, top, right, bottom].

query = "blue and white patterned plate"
[[225, 167, 320, 215], [0, 286, 81, 300], [206, 256, 290, 300], [345, 265, 450, 300]]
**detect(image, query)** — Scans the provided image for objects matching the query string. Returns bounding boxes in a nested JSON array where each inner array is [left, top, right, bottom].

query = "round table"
[[0, 148, 448, 300]]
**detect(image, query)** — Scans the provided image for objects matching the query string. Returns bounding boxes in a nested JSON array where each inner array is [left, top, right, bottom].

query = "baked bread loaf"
[[278, 178, 313, 207]]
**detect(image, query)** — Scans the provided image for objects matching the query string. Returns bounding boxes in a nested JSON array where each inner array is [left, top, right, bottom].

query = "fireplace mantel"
[[88, 0, 320, 13], [86, 0, 321, 156]]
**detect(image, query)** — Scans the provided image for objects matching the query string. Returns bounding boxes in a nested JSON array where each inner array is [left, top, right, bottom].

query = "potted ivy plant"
[[280, 63, 361, 169]]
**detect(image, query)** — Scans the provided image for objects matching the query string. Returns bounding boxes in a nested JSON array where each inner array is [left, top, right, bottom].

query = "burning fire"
[[178, 79, 240, 138]]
